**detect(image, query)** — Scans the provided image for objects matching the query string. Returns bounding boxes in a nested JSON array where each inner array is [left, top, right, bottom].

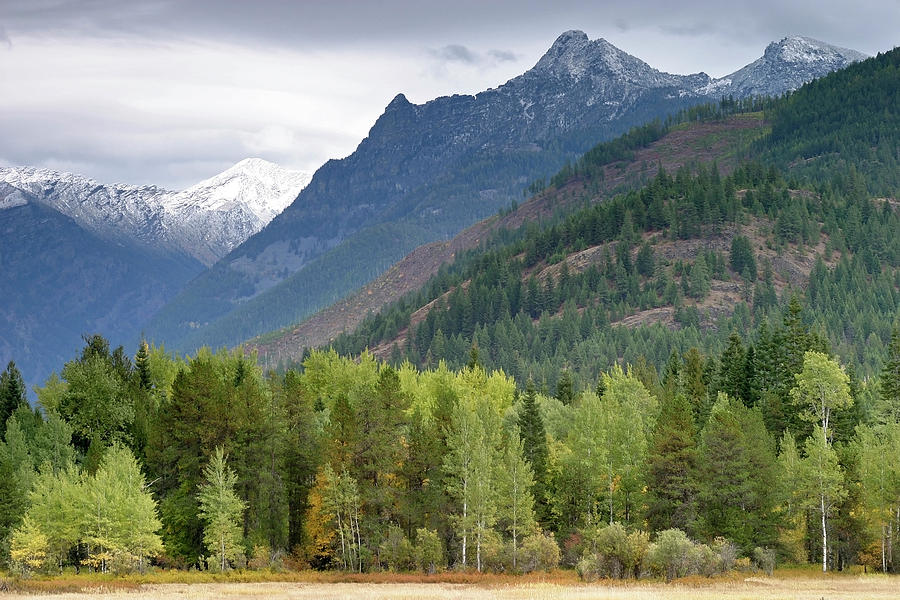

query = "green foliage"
[[696, 395, 777, 552], [797, 428, 848, 572], [646, 393, 697, 534], [197, 446, 246, 572], [82, 443, 164, 573], [9, 515, 48, 576], [518, 531, 561, 573], [730, 235, 757, 280], [518, 380, 549, 523], [644, 528, 699, 581], [790, 351, 853, 441], [413, 527, 445, 574], [579, 522, 649, 580], [0, 361, 27, 437]]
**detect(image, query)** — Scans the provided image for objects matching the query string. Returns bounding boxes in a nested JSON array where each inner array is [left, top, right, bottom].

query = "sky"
[[0, 0, 897, 190]]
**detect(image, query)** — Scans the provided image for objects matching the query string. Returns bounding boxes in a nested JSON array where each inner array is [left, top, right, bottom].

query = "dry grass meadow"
[[1, 571, 897, 600]]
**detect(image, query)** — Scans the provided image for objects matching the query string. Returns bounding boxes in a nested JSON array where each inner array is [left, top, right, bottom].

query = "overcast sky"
[[1, 0, 896, 189]]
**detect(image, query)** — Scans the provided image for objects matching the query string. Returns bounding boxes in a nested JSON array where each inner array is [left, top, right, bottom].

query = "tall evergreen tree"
[[696, 395, 777, 551], [518, 380, 549, 524], [878, 327, 900, 422], [718, 332, 749, 405], [0, 361, 27, 438], [555, 369, 575, 406], [646, 393, 698, 534]]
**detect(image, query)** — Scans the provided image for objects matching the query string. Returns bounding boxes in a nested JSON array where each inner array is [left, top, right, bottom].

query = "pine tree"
[[718, 332, 748, 405], [518, 380, 549, 524], [197, 447, 246, 571], [0, 361, 27, 437], [555, 369, 575, 406], [646, 393, 697, 534], [878, 327, 900, 422], [696, 394, 777, 551]]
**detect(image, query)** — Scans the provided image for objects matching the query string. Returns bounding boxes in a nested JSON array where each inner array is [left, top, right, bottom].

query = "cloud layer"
[[1, 0, 896, 188]]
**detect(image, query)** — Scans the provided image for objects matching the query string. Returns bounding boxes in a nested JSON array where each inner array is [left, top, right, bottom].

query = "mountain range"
[[0, 159, 310, 386], [144, 32, 867, 354]]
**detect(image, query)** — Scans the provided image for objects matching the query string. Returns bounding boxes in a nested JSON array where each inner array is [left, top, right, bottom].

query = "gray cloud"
[[1, 0, 897, 189], [430, 44, 478, 64], [488, 49, 518, 62]]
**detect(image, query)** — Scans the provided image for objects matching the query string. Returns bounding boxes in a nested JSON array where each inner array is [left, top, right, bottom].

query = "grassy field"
[[1, 570, 897, 600]]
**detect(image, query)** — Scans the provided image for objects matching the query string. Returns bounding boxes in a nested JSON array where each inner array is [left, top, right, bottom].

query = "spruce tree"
[[646, 393, 697, 534], [718, 332, 748, 405], [878, 327, 900, 422], [555, 369, 575, 406], [0, 361, 27, 437], [518, 380, 549, 524]]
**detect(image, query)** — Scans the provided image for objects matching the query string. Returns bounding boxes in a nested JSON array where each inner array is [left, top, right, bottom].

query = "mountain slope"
[[248, 113, 767, 365], [0, 184, 199, 387], [0, 159, 311, 388], [276, 46, 899, 386], [148, 32, 864, 353]]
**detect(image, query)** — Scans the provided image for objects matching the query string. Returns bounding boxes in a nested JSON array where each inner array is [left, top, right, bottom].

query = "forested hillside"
[[0, 47, 898, 581], [326, 47, 900, 389]]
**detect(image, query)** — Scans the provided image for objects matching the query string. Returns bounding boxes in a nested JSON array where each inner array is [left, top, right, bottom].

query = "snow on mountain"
[[704, 36, 868, 98], [0, 159, 311, 266]]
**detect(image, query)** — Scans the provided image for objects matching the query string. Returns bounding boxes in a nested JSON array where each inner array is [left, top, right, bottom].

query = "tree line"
[[1, 312, 900, 576]]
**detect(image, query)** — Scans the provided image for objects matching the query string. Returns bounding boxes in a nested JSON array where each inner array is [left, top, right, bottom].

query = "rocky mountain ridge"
[[148, 31, 865, 353], [0, 158, 311, 266]]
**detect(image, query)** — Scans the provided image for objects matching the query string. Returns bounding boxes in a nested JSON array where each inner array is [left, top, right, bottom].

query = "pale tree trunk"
[[461, 478, 468, 568], [821, 494, 828, 573], [476, 524, 482, 572], [354, 504, 363, 573]]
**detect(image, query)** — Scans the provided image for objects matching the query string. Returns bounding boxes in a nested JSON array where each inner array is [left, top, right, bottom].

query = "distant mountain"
[[146, 31, 866, 353], [0, 159, 310, 388], [0, 158, 311, 266]]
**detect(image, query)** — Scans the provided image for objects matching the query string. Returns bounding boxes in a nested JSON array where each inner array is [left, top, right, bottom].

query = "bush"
[[248, 544, 271, 570], [577, 523, 649, 580], [576, 554, 602, 582], [752, 546, 776, 576], [379, 526, 415, 572], [413, 528, 445, 574], [645, 529, 696, 581], [691, 543, 718, 577], [519, 532, 560, 573], [478, 529, 507, 573], [712, 537, 737, 573]]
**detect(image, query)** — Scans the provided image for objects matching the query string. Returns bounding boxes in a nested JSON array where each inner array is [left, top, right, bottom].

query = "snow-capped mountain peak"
[[166, 158, 311, 219], [764, 36, 868, 65], [0, 160, 312, 266], [710, 35, 868, 98]]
